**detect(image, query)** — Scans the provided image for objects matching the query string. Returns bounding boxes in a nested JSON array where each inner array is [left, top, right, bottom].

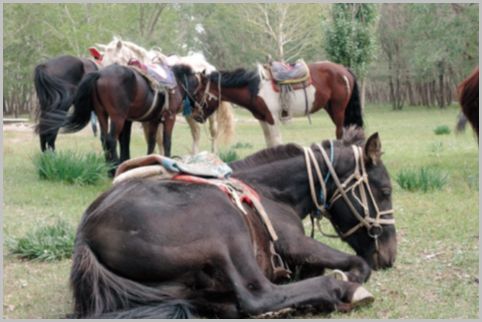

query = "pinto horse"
[[34, 55, 100, 151], [59, 64, 199, 173], [70, 127, 397, 318], [457, 66, 479, 141], [194, 61, 363, 147]]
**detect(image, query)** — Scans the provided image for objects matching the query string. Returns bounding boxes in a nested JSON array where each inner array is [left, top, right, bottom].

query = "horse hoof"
[[351, 286, 375, 308], [330, 269, 348, 281]]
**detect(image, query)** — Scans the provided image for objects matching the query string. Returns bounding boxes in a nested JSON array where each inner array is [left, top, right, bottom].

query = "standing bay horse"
[[194, 61, 363, 147], [60, 63, 198, 174], [70, 127, 397, 318], [456, 66, 479, 141], [100, 37, 235, 155], [34, 55, 100, 151]]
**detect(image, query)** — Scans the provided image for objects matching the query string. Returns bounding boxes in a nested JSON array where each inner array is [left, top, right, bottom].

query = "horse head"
[[101, 37, 150, 67], [319, 128, 397, 270]]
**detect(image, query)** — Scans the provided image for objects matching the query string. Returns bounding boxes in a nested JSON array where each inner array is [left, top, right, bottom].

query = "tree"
[[323, 4, 379, 108]]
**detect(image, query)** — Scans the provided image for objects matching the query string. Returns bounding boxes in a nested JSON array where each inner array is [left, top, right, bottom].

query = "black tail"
[[70, 241, 194, 319], [33, 64, 73, 134], [62, 72, 100, 133], [344, 70, 364, 128]]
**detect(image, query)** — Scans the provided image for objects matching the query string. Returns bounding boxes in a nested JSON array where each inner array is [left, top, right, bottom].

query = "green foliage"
[[219, 149, 240, 163], [33, 150, 111, 185], [433, 125, 451, 135], [323, 3, 379, 78], [396, 166, 448, 192], [7, 220, 75, 261], [232, 142, 254, 149]]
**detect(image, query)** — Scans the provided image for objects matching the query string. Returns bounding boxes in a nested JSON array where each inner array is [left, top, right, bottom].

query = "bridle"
[[304, 142, 395, 250], [179, 73, 222, 122]]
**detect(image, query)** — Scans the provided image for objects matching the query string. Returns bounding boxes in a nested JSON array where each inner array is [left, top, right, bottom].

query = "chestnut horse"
[[34, 55, 100, 151], [194, 61, 363, 147], [456, 66, 479, 141], [70, 127, 396, 318]]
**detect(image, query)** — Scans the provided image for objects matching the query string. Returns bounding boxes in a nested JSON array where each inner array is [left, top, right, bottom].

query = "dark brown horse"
[[70, 127, 396, 318], [193, 61, 363, 147], [34, 55, 100, 151], [59, 64, 199, 173], [457, 66, 479, 141]]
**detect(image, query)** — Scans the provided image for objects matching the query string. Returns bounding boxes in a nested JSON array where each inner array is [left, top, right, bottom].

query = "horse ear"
[[116, 40, 123, 50], [96, 43, 107, 50], [364, 132, 382, 165]]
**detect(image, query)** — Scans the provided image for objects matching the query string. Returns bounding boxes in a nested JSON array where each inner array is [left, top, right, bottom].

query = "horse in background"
[[456, 66, 478, 141], [194, 60, 363, 147], [33, 54, 101, 151], [102, 37, 234, 154]]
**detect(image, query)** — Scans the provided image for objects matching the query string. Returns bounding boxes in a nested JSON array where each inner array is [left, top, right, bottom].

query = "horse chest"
[[258, 81, 318, 118]]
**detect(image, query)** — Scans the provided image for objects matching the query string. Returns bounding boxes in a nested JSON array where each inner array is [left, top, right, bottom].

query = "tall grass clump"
[[433, 125, 451, 135], [396, 166, 448, 192], [219, 149, 240, 163], [33, 150, 111, 185], [7, 220, 75, 261]]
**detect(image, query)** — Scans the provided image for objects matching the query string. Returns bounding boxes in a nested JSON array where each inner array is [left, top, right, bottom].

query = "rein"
[[303, 143, 395, 249]]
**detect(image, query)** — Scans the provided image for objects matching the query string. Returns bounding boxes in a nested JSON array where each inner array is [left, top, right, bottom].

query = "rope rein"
[[304, 143, 395, 247]]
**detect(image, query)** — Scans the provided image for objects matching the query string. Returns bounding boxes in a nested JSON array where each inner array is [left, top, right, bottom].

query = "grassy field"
[[3, 104, 479, 318]]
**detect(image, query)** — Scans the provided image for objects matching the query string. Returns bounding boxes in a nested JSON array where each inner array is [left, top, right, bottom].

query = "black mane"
[[208, 68, 260, 99], [229, 143, 303, 172]]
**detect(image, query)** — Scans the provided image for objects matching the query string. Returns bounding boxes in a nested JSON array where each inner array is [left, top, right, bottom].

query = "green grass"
[[433, 124, 451, 135], [7, 220, 75, 261], [3, 105, 479, 318], [396, 166, 448, 192], [33, 150, 111, 185], [218, 148, 240, 163]]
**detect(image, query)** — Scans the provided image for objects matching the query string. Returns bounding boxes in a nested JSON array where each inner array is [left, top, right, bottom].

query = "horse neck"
[[234, 152, 316, 217]]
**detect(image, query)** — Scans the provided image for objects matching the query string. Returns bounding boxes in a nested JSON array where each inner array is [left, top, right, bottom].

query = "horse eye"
[[381, 187, 391, 196]]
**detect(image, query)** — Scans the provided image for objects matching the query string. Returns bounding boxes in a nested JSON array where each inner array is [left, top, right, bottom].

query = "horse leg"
[[220, 241, 372, 316], [208, 114, 218, 154], [280, 234, 371, 284], [326, 102, 345, 139], [185, 115, 201, 155], [142, 121, 158, 155], [162, 115, 176, 157], [118, 120, 132, 162], [258, 120, 283, 148]]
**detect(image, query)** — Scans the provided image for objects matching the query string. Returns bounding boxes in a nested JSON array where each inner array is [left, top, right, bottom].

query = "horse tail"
[[344, 69, 364, 128], [216, 101, 235, 145], [33, 64, 73, 134], [70, 239, 194, 319], [62, 72, 100, 133]]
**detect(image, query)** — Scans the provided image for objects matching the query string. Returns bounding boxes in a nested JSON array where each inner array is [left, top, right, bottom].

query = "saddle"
[[113, 153, 292, 281], [267, 59, 312, 92], [128, 59, 177, 90]]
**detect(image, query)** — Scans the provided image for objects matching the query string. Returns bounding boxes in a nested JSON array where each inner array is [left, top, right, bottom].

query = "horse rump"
[[33, 64, 73, 134], [70, 240, 194, 318]]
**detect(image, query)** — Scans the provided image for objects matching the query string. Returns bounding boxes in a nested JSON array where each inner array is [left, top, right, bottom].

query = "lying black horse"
[[70, 127, 396, 318], [34, 55, 99, 151]]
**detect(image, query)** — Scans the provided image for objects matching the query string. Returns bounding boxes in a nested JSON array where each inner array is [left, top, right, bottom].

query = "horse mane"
[[171, 64, 195, 80], [120, 40, 150, 60], [341, 125, 366, 146], [229, 143, 303, 171], [208, 68, 261, 99]]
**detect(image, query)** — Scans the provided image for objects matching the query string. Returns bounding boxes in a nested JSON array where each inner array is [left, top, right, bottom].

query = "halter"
[[304, 143, 395, 249]]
